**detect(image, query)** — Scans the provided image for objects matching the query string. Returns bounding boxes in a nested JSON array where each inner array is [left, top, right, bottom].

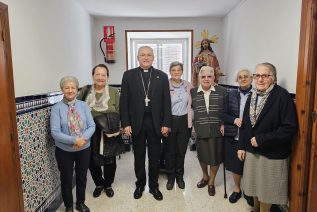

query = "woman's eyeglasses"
[[253, 74, 272, 80]]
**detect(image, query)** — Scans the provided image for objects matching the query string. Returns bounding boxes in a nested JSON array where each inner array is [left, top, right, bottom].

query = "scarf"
[[86, 85, 110, 112], [249, 84, 275, 127], [64, 98, 84, 136]]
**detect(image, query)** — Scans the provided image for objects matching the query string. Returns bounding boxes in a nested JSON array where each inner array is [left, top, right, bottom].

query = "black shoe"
[[104, 187, 114, 197], [208, 185, 216, 196], [176, 178, 185, 189], [244, 192, 254, 207], [133, 187, 144, 199], [65, 206, 73, 212], [75, 203, 90, 212], [229, 191, 242, 203], [149, 188, 163, 201], [166, 180, 174, 190], [197, 179, 208, 188], [93, 186, 103, 198]]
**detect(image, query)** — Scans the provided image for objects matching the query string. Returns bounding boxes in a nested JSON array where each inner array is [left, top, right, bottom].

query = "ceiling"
[[74, 0, 243, 18]]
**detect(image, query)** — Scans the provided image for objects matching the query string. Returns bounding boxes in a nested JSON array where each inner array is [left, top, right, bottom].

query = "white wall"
[[2, 0, 93, 97], [223, 0, 301, 93], [2, 0, 302, 95], [92, 17, 224, 84]]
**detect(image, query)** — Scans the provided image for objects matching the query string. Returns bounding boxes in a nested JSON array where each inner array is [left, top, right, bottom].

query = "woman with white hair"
[[222, 69, 253, 205], [50, 76, 95, 212], [191, 66, 227, 196], [238, 63, 298, 211]]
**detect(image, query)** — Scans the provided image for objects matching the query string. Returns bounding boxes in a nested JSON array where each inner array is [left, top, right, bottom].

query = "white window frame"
[[126, 30, 193, 81]]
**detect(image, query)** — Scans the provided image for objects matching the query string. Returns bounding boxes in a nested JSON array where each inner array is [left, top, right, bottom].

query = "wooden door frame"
[[0, 2, 24, 211], [0, 0, 316, 211], [290, 0, 317, 211]]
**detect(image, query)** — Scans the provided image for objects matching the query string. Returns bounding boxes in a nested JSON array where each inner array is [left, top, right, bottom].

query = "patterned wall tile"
[[16, 92, 63, 212]]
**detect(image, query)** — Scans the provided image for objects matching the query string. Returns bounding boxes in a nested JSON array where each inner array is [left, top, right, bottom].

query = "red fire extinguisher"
[[100, 26, 115, 63]]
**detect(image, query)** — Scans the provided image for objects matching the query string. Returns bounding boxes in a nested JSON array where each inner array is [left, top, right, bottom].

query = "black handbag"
[[93, 112, 125, 165]]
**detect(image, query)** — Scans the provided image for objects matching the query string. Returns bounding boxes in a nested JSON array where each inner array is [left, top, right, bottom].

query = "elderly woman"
[[237, 63, 298, 211], [164, 61, 193, 190], [78, 64, 120, 198], [50, 76, 95, 212], [222, 69, 253, 205], [191, 66, 226, 196]]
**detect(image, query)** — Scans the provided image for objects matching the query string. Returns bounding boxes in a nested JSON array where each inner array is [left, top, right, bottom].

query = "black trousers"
[[89, 153, 117, 188], [132, 113, 161, 189], [164, 114, 190, 180], [55, 147, 90, 208]]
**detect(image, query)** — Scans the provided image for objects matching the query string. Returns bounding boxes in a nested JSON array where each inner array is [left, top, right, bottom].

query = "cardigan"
[[238, 85, 298, 159], [50, 100, 96, 152]]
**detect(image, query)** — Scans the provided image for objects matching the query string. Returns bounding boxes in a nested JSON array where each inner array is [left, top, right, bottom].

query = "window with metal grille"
[[126, 30, 193, 80]]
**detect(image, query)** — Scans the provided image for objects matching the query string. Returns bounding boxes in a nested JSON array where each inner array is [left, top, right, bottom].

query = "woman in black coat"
[[237, 63, 298, 212]]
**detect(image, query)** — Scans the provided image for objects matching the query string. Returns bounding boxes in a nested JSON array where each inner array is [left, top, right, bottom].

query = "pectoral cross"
[[145, 95, 150, 107]]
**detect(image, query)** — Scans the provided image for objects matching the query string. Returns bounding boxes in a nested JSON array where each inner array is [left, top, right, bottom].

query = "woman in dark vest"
[[191, 66, 226, 196], [78, 64, 120, 198], [222, 69, 253, 205]]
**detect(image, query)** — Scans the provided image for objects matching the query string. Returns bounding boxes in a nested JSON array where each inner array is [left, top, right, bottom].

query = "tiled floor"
[[57, 148, 251, 212]]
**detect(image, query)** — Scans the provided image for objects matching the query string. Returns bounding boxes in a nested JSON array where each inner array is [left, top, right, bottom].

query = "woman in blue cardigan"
[[50, 76, 95, 212], [237, 63, 298, 212]]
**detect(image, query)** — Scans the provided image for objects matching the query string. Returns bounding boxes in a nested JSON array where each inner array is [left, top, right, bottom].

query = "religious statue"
[[192, 31, 223, 86]]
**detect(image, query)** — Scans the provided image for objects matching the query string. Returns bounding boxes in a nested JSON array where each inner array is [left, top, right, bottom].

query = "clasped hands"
[[73, 136, 87, 150], [123, 126, 169, 137]]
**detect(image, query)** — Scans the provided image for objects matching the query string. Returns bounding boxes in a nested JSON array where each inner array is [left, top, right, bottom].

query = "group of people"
[[50, 45, 298, 212]]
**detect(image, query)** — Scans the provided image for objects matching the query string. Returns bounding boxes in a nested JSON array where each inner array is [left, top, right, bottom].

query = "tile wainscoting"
[[16, 92, 63, 212]]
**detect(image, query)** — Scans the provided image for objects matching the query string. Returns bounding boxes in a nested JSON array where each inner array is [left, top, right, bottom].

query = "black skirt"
[[224, 137, 243, 175], [196, 137, 223, 166]]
